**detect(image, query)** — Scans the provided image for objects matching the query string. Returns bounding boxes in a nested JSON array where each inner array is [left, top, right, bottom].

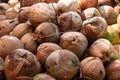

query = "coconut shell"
[[4, 49, 42, 80], [0, 3, 11, 15]]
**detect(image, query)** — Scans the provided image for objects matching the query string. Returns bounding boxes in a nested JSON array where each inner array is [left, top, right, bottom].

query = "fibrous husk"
[[0, 35, 24, 59], [80, 57, 105, 80], [82, 17, 108, 41], [59, 31, 88, 58], [55, 0, 78, 16], [0, 3, 11, 15], [0, 56, 4, 79], [58, 11, 82, 32], [0, 20, 18, 37], [36, 42, 62, 65], [28, 3, 56, 27], [4, 49, 41, 80], [33, 73, 56, 80], [5, 8, 19, 19], [10, 23, 33, 39], [45, 49, 79, 80], [114, 4, 120, 14], [89, 38, 113, 63], [21, 33, 38, 54], [34, 22, 60, 44]]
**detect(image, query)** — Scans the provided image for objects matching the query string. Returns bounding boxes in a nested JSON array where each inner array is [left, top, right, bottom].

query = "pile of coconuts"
[[0, 0, 120, 80]]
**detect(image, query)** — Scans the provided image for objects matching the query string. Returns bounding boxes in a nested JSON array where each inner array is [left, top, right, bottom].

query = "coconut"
[[45, 49, 79, 80], [10, 23, 33, 39], [58, 11, 82, 32], [21, 33, 38, 54], [55, 0, 78, 16], [89, 38, 113, 63], [0, 20, 19, 37], [98, 0, 116, 7], [5, 8, 18, 19], [33, 73, 56, 80], [80, 7, 101, 20], [78, 0, 98, 11], [59, 31, 88, 58], [34, 22, 60, 44], [105, 24, 120, 45], [98, 5, 119, 25], [28, 3, 56, 27], [0, 15, 6, 21], [8, 0, 19, 7], [17, 7, 30, 23], [0, 57, 4, 79], [80, 57, 105, 80], [106, 59, 120, 80], [82, 17, 108, 41], [0, 3, 11, 15], [0, 35, 24, 59], [36, 42, 62, 65], [4, 49, 42, 80]]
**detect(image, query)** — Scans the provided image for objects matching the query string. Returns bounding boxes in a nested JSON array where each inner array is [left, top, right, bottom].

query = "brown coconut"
[[78, 0, 98, 11], [106, 59, 120, 80], [59, 31, 88, 58], [98, 0, 116, 7], [36, 42, 62, 65], [34, 22, 60, 44], [0, 15, 6, 21], [4, 49, 41, 80], [80, 57, 106, 80], [98, 5, 119, 25], [0, 35, 24, 59], [21, 33, 38, 54], [5, 8, 19, 19], [45, 49, 79, 80], [0, 57, 4, 79], [18, 7, 30, 23], [33, 73, 56, 80], [0, 3, 11, 15], [58, 11, 82, 32], [82, 17, 108, 41], [10, 23, 33, 39], [89, 38, 113, 63], [0, 20, 19, 37], [80, 7, 101, 20], [28, 3, 56, 27]]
